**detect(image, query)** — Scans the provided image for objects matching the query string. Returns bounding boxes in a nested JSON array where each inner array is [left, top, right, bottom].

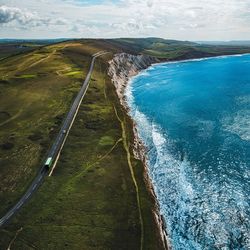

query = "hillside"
[[102, 38, 250, 59], [0, 38, 250, 249], [197, 40, 250, 46]]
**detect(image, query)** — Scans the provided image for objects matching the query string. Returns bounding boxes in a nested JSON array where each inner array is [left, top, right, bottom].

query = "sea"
[[125, 54, 250, 249]]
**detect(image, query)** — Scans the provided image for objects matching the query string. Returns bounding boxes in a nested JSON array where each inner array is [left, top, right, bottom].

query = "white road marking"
[[17, 203, 22, 209], [24, 192, 31, 200]]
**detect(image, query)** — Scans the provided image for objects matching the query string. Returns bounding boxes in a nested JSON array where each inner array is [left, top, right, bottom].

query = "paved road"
[[0, 51, 108, 227]]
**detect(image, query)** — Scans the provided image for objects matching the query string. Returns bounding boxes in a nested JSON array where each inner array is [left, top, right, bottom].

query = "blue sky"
[[1, 0, 250, 40]]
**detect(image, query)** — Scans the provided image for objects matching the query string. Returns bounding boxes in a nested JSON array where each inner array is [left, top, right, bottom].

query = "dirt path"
[[56, 66, 72, 76], [7, 227, 23, 250], [72, 137, 122, 181], [113, 105, 144, 250], [0, 107, 25, 127], [18, 44, 70, 72]]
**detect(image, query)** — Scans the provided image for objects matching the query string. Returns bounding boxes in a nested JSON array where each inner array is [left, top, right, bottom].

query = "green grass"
[[98, 135, 115, 146], [1, 38, 250, 249], [0, 41, 165, 249], [14, 74, 37, 79], [0, 43, 44, 60], [0, 42, 90, 216], [64, 71, 82, 76], [106, 37, 250, 60]]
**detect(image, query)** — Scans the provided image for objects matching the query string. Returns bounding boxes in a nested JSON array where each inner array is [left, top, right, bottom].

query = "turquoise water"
[[125, 54, 250, 249]]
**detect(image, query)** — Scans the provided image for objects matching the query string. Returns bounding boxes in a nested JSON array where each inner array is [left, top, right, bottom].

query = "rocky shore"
[[108, 53, 159, 106], [108, 53, 170, 250]]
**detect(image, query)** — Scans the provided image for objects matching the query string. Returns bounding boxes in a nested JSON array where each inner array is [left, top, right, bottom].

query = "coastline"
[[148, 52, 250, 72], [1, 37, 250, 249], [108, 51, 250, 250], [108, 53, 170, 250], [108, 51, 250, 249]]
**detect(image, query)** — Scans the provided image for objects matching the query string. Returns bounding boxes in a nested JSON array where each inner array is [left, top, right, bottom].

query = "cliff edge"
[[108, 53, 160, 106], [108, 53, 170, 250]]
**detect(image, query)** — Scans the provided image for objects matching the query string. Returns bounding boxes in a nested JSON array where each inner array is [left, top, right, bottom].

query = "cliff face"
[[108, 53, 170, 250], [108, 53, 160, 160], [108, 53, 159, 105]]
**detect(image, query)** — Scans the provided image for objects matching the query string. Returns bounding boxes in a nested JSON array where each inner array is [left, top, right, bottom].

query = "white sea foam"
[[149, 124, 249, 249], [125, 77, 250, 250], [124, 54, 250, 249], [150, 53, 250, 68], [128, 54, 250, 91], [222, 108, 250, 141]]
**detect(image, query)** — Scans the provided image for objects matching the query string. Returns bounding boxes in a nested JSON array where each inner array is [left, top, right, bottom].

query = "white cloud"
[[0, 5, 68, 29], [0, 5, 39, 25], [0, 0, 250, 40]]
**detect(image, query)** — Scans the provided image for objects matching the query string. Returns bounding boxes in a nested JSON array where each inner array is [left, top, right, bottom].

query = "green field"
[[0, 42, 92, 216], [0, 38, 250, 249], [0, 40, 165, 249]]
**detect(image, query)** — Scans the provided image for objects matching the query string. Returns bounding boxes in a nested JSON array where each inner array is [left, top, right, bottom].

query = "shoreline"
[[149, 52, 250, 71], [108, 53, 170, 249], [108, 51, 250, 249]]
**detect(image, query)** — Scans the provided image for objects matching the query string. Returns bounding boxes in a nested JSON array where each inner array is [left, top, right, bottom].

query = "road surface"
[[0, 51, 108, 227]]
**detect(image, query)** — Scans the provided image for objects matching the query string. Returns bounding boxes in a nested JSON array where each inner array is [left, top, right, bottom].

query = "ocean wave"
[[222, 109, 250, 141], [125, 55, 250, 249], [128, 54, 250, 89], [134, 115, 250, 249]]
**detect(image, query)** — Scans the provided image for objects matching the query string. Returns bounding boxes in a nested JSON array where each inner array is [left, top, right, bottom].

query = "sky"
[[0, 0, 250, 40]]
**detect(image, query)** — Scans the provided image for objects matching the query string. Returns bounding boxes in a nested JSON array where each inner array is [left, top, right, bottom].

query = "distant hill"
[[197, 41, 250, 46], [101, 38, 250, 59], [106, 37, 197, 53], [0, 38, 69, 44], [1, 37, 250, 61], [0, 39, 70, 59]]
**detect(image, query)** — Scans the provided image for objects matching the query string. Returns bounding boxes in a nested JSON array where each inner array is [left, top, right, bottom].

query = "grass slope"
[[0, 38, 250, 249], [0, 40, 164, 249], [0, 42, 93, 216], [104, 37, 250, 59]]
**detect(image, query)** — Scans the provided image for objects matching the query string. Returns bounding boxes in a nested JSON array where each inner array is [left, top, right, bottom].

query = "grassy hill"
[[102, 37, 250, 59], [0, 40, 165, 250], [0, 38, 250, 249], [197, 40, 250, 46]]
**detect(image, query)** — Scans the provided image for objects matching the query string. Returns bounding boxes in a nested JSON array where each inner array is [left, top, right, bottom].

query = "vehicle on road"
[[44, 157, 53, 168]]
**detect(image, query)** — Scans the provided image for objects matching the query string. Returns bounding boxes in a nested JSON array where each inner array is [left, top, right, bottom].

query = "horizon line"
[[1, 37, 250, 42]]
